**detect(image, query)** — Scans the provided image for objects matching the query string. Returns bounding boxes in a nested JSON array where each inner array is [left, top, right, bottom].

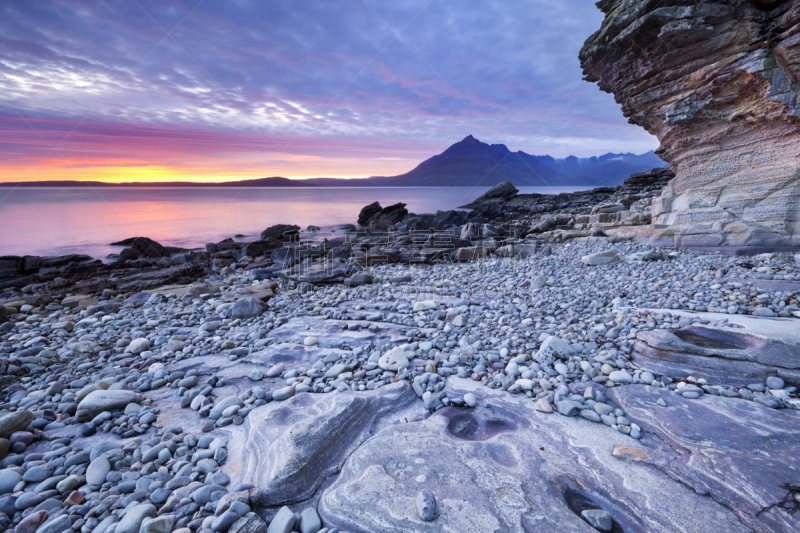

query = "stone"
[[581, 251, 619, 266], [469, 181, 518, 203], [534, 397, 553, 413], [299, 507, 321, 533], [581, 509, 613, 532], [343, 273, 374, 287], [0, 470, 21, 494], [416, 490, 436, 521], [33, 515, 70, 533], [608, 370, 632, 384], [261, 224, 300, 241], [231, 297, 267, 319], [535, 335, 570, 366], [766, 376, 785, 390], [115, 502, 156, 533], [0, 411, 34, 439], [271, 387, 295, 402], [14, 509, 48, 533], [229, 512, 267, 533], [76, 390, 139, 421], [378, 346, 411, 371], [266, 506, 296, 533], [557, 400, 583, 417], [86, 456, 111, 487], [140, 514, 176, 533], [129, 337, 151, 354], [580, 0, 800, 250]]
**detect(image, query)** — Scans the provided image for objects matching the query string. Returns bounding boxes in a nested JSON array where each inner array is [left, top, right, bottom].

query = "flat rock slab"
[[266, 316, 421, 347], [240, 383, 424, 507], [318, 378, 751, 533], [609, 384, 800, 533], [632, 310, 800, 385]]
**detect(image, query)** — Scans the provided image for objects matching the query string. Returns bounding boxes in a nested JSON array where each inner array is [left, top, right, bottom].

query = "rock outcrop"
[[580, 0, 800, 251]]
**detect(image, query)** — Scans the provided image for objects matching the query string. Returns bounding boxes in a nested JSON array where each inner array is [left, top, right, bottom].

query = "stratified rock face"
[[580, 0, 800, 250]]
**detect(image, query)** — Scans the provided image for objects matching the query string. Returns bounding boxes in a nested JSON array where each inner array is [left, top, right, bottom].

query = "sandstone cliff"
[[580, 0, 800, 250]]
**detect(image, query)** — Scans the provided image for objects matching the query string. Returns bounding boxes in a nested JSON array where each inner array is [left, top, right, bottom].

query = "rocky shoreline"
[[1, 174, 800, 533]]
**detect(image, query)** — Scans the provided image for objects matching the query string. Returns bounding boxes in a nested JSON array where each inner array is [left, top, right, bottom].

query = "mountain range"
[[2, 135, 665, 188]]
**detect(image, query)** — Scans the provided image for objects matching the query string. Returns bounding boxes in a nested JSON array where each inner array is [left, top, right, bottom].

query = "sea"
[[0, 186, 584, 260]]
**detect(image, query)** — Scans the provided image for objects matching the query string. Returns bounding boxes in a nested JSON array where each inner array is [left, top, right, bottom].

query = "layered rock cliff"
[[580, 0, 800, 250]]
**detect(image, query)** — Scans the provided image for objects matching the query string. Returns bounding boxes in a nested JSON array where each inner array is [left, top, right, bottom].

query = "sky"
[[0, 0, 659, 183]]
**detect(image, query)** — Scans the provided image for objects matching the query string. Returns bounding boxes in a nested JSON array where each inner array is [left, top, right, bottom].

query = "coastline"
[[1, 176, 799, 532]]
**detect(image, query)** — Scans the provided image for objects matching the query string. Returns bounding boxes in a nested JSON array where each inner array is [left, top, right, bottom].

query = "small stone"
[[267, 506, 296, 533], [463, 393, 477, 408], [608, 370, 632, 384], [86, 456, 111, 487], [581, 509, 613, 531], [272, 387, 295, 401], [766, 376, 785, 390], [229, 512, 267, 533], [303, 337, 318, 346], [416, 490, 436, 521], [534, 397, 553, 413], [115, 502, 157, 533], [557, 400, 582, 417], [378, 346, 410, 371], [299, 507, 322, 533]]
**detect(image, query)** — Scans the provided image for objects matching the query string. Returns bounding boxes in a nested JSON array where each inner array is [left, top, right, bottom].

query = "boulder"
[[470, 181, 518, 203], [357, 202, 383, 226], [230, 297, 268, 319], [261, 224, 300, 241]]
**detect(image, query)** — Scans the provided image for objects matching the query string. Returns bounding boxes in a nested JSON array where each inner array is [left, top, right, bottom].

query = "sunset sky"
[[0, 0, 659, 184]]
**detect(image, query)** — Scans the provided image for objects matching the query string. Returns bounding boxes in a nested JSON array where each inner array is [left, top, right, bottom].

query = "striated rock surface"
[[580, 0, 800, 251], [318, 379, 759, 533], [241, 383, 422, 507]]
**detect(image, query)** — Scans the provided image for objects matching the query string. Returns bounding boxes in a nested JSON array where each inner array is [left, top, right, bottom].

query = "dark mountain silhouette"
[[1, 136, 665, 188], [362, 135, 580, 187]]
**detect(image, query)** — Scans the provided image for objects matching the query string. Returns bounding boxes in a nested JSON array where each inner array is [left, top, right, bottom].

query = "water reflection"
[[0, 186, 582, 259]]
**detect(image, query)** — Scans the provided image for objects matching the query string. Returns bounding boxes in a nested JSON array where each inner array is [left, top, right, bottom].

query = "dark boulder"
[[358, 202, 383, 226], [261, 224, 300, 241], [433, 210, 467, 229]]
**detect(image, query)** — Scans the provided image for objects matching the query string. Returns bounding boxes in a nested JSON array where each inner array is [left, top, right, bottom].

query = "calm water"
[[0, 186, 583, 260]]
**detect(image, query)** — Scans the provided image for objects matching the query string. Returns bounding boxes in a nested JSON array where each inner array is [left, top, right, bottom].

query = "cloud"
[[0, 0, 658, 182]]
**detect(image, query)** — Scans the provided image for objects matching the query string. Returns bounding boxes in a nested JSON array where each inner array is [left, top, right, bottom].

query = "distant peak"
[[490, 143, 511, 155]]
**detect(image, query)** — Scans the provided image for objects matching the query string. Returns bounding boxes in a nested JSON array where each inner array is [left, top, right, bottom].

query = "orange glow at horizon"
[[0, 116, 430, 184]]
